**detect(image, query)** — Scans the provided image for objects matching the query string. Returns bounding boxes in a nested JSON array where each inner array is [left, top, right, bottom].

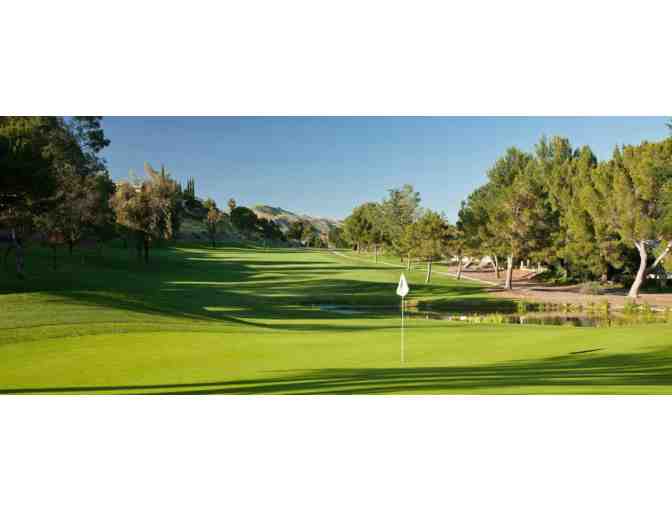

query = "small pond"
[[317, 305, 672, 327]]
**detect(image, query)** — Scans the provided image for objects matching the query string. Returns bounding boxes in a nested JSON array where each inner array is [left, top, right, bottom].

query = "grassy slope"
[[1, 244, 671, 394]]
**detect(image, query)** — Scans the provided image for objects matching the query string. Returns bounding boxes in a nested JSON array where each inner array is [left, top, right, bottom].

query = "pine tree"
[[410, 211, 450, 283], [343, 203, 376, 253], [485, 147, 549, 290], [609, 139, 672, 297], [185, 177, 196, 199], [379, 184, 421, 262]]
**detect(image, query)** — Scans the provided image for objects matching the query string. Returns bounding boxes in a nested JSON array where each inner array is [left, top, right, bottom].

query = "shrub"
[[600, 300, 611, 314], [484, 313, 506, 324], [517, 300, 532, 313], [579, 281, 604, 295], [622, 300, 639, 314], [534, 264, 578, 285]]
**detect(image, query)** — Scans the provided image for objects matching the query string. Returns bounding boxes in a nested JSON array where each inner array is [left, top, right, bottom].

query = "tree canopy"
[[343, 129, 672, 296]]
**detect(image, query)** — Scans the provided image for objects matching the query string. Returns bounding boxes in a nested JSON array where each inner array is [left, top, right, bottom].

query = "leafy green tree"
[[40, 116, 110, 182], [144, 163, 183, 240], [532, 135, 574, 270], [608, 139, 672, 297], [459, 185, 503, 277], [566, 147, 625, 281], [403, 210, 449, 283], [66, 116, 110, 166], [343, 203, 376, 252], [110, 182, 156, 263], [327, 226, 348, 248], [1, 116, 112, 273], [448, 205, 474, 280], [363, 202, 386, 262], [300, 223, 320, 246], [379, 184, 421, 262], [287, 220, 307, 243], [37, 168, 115, 254], [303, 228, 325, 248], [485, 147, 550, 289], [0, 117, 58, 226], [257, 217, 285, 242], [110, 166, 182, 263], [230, 206, 259, 236]]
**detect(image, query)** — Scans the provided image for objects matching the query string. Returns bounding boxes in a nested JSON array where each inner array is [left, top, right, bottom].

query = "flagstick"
[[401, 295, 405, 364], [396, 273, 409, 364]]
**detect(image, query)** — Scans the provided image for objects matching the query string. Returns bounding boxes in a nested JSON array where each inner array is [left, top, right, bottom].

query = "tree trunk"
[[493, 255, 500, 278], [504, 254, 514, 290], [600, 270, 608, 283], [15, 241, 24, 278], [628, 241, 648, 299], [10, 229, 24, 278], [374, 245, 378, 263], [425, 259, 432, 284], [456, 259, 463, 280], [407, 256, 411, 271], [606, 263, 615, 283]]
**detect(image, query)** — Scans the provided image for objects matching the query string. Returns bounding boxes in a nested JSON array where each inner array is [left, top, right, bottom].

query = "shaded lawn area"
[[0, 244, 504, 339], [0, 244, 671, 394]]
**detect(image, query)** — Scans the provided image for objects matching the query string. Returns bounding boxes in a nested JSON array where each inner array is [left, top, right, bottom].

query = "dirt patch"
[[441, 265, 672, 310]]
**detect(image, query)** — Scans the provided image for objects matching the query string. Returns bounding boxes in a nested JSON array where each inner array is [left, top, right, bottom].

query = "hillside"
[[176, 201, 341, 242], [251, 204, 342, 235]]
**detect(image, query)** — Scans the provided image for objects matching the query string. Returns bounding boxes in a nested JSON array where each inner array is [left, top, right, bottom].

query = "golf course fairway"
[[1, 244, 671, 394]]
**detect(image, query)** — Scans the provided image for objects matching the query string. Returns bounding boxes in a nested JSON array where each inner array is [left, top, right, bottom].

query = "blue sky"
[[100, 117, 670, 221]]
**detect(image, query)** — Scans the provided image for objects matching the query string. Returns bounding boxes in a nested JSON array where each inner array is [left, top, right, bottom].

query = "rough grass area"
[[1, 244, 671, 394]]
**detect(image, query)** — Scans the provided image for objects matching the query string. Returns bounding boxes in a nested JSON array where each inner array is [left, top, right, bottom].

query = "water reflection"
[[417, 310, 671, 327], [318, 304, 672, 327]]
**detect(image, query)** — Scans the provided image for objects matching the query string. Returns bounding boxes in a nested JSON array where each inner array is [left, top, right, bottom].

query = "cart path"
[[329, 251, 497, 286]]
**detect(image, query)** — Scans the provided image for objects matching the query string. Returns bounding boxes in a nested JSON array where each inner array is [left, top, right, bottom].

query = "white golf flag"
[[396, 273, 409, 297]]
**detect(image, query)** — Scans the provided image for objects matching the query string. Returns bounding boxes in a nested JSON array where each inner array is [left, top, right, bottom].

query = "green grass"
[[1, 243, 671, 394]]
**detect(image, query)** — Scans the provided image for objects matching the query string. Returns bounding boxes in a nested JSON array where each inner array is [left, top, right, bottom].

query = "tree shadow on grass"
[[4, 347, 672, 394], [177, 347, 672, 394], [1, 245, 516, 331]]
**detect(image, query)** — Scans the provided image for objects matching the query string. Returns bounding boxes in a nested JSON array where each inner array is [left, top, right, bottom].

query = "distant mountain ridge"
[[250, 204, 342, 235]]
